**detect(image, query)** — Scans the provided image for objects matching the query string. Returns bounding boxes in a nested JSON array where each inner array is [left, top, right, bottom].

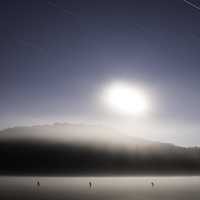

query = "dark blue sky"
[[1, 0, 200, 145]]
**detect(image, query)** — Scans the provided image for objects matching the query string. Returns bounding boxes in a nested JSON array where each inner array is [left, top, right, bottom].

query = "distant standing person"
[[151, 182, 155, 187], [37, 181, 40, 187], [89, 181, 92, 189]]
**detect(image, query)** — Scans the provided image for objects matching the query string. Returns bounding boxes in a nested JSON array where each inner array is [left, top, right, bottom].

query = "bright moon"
[[103, 83, 149, 115]]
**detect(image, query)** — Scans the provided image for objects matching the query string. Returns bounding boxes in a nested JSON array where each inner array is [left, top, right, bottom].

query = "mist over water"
[[0, 176, 200, 200]]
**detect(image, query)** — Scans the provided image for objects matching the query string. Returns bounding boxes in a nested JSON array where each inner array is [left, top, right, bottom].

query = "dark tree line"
[[0, 140, 200, 175]]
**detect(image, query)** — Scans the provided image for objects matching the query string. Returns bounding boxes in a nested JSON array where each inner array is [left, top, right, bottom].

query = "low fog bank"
[[0, 123, 200, 175], [0, 123, 163, 151]]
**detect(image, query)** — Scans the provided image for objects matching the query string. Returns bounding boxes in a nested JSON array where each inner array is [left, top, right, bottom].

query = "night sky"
[[1, 0, 200, 146]]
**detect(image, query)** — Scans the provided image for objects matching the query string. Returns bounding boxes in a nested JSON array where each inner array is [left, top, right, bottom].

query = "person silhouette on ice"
[[89, 181, 92, 189], [151, 182, 155, 187], [37, 181, 40, 187]]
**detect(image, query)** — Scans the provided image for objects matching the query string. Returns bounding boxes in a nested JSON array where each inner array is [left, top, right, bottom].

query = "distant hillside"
[[0, 123, 200, 175]]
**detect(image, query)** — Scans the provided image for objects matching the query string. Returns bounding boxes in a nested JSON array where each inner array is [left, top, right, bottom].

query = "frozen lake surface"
[[0, 176, 200, 200]]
